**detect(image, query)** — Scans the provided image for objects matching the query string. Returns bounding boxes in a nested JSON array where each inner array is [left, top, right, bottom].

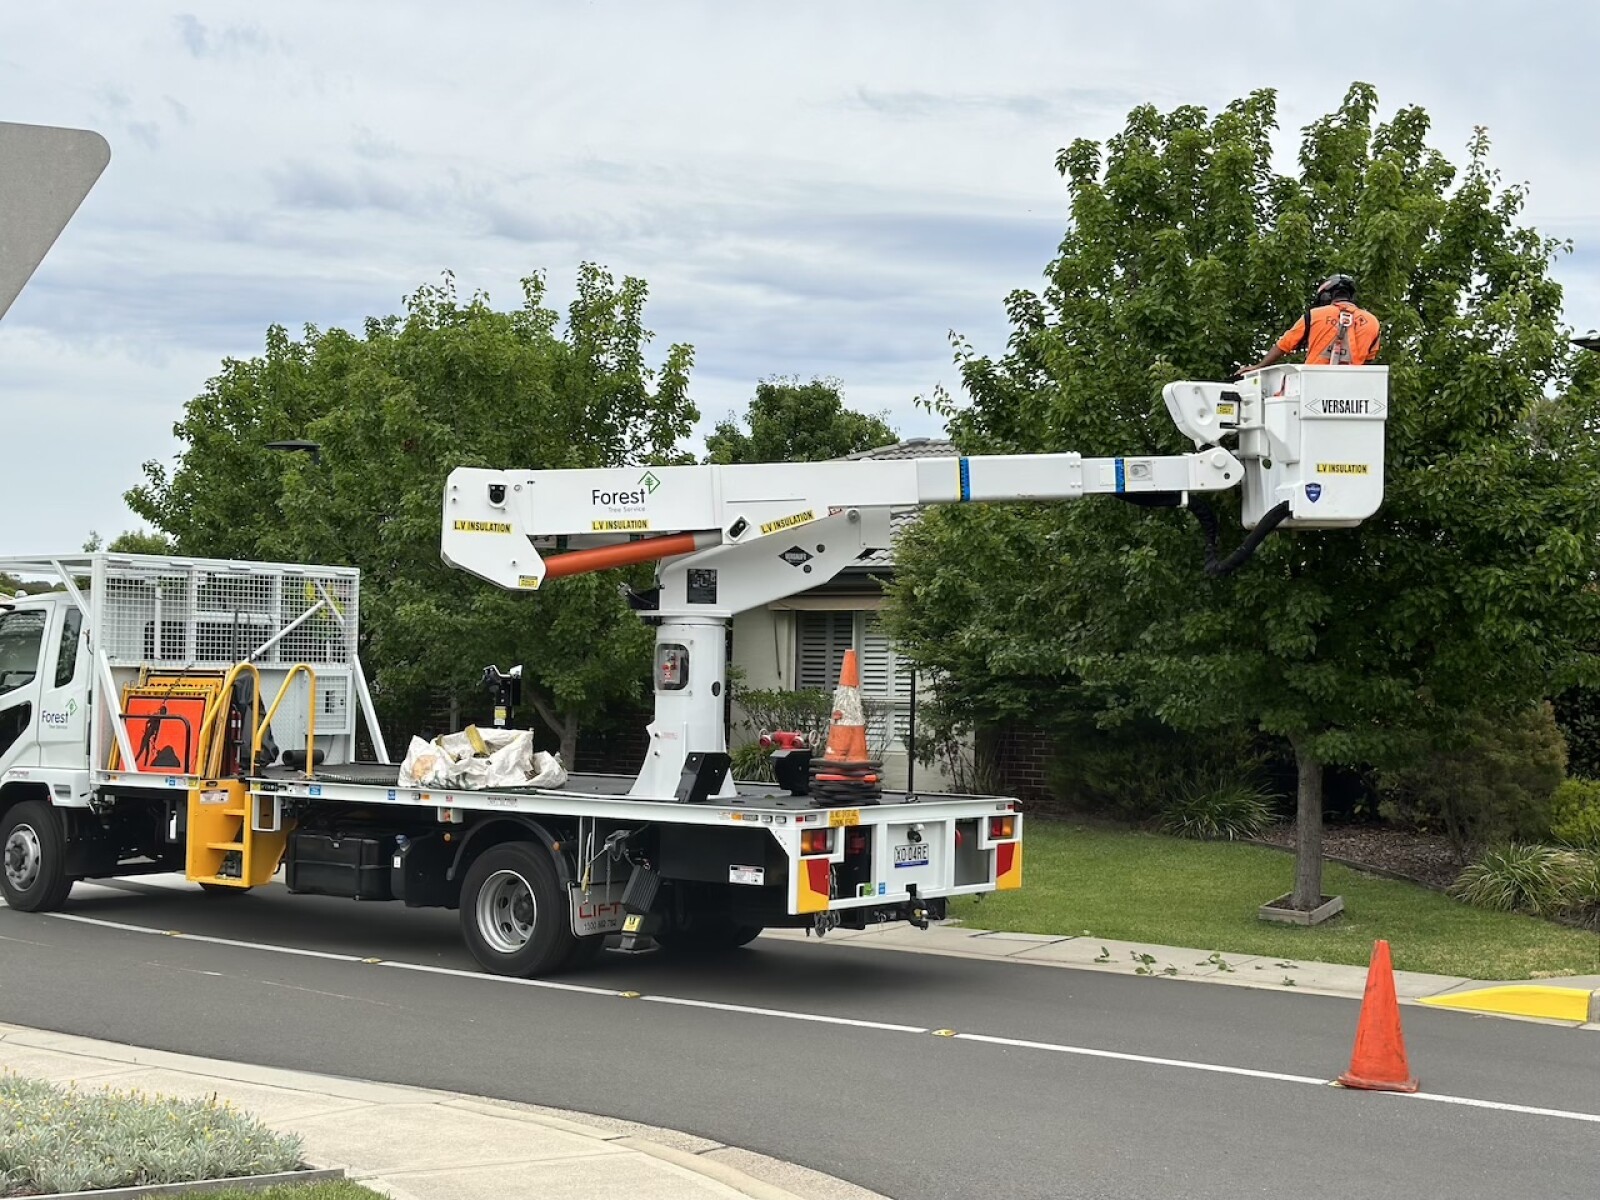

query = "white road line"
[[640, 992, 928, 1034], [48, 913, 368, 964], [1396, 1091, 1600, 1125], [953, 1032, 1329, 1085], [31, 911, 1600, 1127], [378, 958, 621, 998]]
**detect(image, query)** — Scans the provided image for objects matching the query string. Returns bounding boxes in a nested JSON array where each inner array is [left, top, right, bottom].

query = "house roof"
[[843, 437, 959, 568], [844, 436, 959, 461]]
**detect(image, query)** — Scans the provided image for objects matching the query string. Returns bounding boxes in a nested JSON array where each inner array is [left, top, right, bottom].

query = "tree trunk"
[[1292, 737, 1325, 910], [559, 719, 579, 770]]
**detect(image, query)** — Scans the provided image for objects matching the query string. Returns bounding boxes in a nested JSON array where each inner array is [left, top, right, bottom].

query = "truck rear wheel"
[[1, 801, 74, 913], [460, 842, 574, 977]]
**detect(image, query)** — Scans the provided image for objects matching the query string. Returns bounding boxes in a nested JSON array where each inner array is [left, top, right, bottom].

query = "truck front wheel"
[[1, 801, 74, 912], [460, 842, 575, 977]]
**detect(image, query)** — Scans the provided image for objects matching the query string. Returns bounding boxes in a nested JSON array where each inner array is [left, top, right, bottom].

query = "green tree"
[[887, 84, 1600, 913], [704, 377, 896, 463], [82, 530, 175, 555], [128, 265, 697, 763]]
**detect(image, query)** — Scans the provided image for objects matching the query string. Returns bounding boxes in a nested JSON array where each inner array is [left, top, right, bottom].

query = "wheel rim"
[[476, 869, 537, 955], [4, 824, 42, 893]]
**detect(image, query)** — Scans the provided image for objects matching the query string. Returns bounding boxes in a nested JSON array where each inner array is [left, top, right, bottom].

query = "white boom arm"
[[442, 447, 1243, 594], [441, 364, 1387, 801]]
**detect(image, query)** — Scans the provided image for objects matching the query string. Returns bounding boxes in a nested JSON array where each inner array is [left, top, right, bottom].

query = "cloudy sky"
[[5, 2, 1600, 553]]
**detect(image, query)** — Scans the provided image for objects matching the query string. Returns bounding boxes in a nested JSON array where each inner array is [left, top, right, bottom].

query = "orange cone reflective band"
[[1338, 939, 1419, 1093], [821, 649, 869, 762]]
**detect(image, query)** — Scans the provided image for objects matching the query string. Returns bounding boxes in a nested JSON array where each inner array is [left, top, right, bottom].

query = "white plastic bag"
[[398, 726, 568, 790]]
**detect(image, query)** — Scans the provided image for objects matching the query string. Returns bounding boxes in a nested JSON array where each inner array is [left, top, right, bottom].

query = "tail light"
[[989, 816, 1016, 840], [800, 828, 835, 856]]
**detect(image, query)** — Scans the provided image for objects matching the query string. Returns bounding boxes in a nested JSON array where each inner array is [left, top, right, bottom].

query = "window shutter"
[[796, 611, 852, 690], [862, 615, 910, 746]]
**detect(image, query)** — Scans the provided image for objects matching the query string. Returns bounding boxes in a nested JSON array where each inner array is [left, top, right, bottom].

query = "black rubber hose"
[[1187, 498, 1292, 577]]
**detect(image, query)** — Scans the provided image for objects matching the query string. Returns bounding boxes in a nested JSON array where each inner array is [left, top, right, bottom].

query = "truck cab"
[[0, 591, 89, 786]]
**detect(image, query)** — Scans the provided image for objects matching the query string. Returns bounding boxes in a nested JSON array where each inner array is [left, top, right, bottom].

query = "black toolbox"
[[285, 830, 395, 900]]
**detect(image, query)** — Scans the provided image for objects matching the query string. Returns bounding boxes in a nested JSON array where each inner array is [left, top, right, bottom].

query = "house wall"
[[988, 725, 1056, 807]]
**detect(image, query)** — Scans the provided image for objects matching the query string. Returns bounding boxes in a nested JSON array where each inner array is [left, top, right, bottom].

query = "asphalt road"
[[2, 877, 1597, 1200]]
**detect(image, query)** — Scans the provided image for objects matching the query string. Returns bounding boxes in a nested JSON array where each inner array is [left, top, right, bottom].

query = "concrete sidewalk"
[[0, 1022, 886, 1200], [763, 923, 1600, 1026]]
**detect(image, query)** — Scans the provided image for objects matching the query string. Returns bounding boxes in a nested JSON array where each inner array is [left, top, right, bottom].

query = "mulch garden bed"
[[1253, 822, 1467, 891]]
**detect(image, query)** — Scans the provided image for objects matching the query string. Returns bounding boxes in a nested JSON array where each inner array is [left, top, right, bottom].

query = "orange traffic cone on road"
[[821, 650, 869, 762], [1337, 940, 1419, 1093]]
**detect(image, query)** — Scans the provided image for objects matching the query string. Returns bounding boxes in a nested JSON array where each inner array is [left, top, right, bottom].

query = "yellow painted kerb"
[[1418, 984, 1596, 1023]]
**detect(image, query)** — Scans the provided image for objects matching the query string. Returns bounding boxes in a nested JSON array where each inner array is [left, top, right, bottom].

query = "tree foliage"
[[1376, 703, 1567, 853], [128, 266, 697, 761], [886, 84, 1600, 908], [704, 377, 896, 464], [82, 530, 175, 555]]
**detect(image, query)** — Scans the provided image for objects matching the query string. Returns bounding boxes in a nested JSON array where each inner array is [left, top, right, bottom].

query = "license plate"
[[893, 843, 929, 869]]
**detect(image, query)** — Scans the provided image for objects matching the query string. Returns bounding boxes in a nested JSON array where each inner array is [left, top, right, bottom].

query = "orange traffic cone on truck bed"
[[822, 649, 869, 762], [809, 650, 882, 806], [1337, 939, 1419, 1093]]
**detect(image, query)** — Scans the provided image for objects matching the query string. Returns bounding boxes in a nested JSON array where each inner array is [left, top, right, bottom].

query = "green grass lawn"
[[949, 822, 1600, 979]]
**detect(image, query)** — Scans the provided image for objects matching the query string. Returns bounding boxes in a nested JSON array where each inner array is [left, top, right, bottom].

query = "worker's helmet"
[[1316, 274, 1357, 305]]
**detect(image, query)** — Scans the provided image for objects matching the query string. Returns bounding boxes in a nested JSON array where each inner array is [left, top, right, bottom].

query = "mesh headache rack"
[[0, 552, 386, 774]]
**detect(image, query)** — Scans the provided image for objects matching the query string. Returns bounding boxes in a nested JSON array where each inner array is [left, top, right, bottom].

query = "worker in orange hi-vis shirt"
[[1236, 274, 1381, 375]]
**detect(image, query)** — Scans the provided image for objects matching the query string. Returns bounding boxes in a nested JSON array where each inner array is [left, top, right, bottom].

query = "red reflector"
[[997, 841, 1017, 876]]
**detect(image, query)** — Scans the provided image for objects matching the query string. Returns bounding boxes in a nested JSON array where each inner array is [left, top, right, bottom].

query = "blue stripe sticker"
[[1114, 458, 1126, 493], [959, 457, 971, 501]]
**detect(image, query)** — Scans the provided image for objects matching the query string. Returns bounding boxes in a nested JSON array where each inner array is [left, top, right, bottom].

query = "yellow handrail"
[[197, 662, 262, 778], [256, 664, 318, 779]]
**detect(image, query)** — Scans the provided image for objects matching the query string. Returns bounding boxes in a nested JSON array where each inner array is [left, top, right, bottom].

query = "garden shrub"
[[1045, 720, 1266, 823], [1159, 779, 1275, 841], [0, 1074, 301, 1195], [1549, 778, 1600, 849], [1377, 704, 1566, 852], [1450, 844, 1590, 918]]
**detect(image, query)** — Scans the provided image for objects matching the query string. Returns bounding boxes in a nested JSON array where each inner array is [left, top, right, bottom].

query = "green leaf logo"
[[66, 699, 78, 716], [639, 471, 662, 494]]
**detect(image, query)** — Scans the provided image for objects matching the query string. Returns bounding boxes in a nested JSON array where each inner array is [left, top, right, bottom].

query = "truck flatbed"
[[259, 762, 975, 810]]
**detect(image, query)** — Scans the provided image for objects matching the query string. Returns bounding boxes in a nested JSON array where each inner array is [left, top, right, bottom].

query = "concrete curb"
[[759, 923, 1600, 1027]]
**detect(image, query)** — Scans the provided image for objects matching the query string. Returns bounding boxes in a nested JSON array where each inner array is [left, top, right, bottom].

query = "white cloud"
[[3, 0, 1600, 551]]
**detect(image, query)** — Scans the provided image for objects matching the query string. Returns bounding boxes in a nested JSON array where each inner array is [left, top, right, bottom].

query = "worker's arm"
[[1234, 343, 1288, 377]]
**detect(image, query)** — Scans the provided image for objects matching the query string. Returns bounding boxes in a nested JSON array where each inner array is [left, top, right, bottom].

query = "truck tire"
[[656, 921, 763, 953], [460, 841, 574, 977], [1, 801, 74, 912]]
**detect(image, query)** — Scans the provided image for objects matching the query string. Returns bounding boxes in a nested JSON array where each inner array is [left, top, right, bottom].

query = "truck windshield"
[[0, 610, 47, 697]]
